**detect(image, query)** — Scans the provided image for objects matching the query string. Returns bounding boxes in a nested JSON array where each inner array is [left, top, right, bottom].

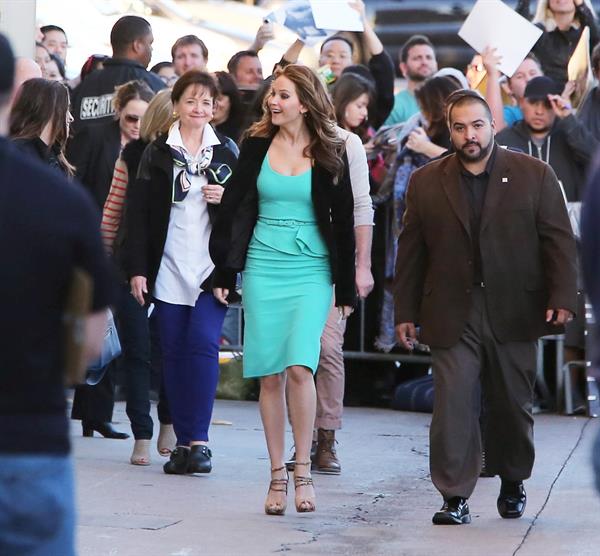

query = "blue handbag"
[[86, 309, 121, 386]]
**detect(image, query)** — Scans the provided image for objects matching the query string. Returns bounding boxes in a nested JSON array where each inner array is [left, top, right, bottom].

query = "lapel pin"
[[502, 177, 508, 183]]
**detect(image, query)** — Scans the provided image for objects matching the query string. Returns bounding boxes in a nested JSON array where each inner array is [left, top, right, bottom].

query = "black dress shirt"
[[460, 145, 497, 284]]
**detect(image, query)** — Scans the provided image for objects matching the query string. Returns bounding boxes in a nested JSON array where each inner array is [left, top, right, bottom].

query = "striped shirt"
[[100, 157, 128, 253]]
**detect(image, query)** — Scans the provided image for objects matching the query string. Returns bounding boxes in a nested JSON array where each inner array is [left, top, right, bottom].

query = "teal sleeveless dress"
[[242, 155, 333, 378]]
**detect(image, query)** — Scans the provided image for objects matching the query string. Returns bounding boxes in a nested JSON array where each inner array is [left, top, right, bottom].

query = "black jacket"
[[517, 0, 599, 87], [495, 115, 597, 201], [71, 58, 165, 131], [209, 136, 357, 307], [67, 119, 121, 210], [12, 137, 66, 175], [124, 128, 239, 299]]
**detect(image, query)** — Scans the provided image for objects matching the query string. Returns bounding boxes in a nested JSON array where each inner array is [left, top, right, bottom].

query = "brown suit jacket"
[[393, 145, 578, 348]]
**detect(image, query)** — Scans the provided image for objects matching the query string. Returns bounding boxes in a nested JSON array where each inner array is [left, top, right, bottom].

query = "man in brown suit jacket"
[[394, 90, 577, 525]]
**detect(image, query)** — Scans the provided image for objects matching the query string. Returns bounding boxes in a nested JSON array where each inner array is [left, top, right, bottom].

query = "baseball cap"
[[524, 76, 562, 101], [0, 33, 15, 95]]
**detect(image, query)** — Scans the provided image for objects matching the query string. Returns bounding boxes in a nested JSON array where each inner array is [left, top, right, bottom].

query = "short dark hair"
[[110, 16, 151, 55], [150, 61, 174, 74], [320, 35, 354, 54], [445, 89, 492, 125], [171, 35, 208, 61], [171, 70, 218, 104], [227, 50, 258, 76], [400, 34, 434, 64], [40, 25, 67, 40]]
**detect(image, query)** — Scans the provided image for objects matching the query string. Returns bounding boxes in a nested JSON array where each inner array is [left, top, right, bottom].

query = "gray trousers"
[[430, 287, 537, 500]]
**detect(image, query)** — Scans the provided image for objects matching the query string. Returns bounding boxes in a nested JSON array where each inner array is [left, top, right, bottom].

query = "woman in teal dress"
[[210, 65, 356, 516]]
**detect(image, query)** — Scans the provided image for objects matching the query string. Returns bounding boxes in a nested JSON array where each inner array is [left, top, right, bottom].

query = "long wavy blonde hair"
[[247, 64, 346, 182]]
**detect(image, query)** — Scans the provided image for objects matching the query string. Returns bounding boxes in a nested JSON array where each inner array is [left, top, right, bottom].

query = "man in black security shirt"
[[0, 34, 114, 555], [71, 15, 165, 131]]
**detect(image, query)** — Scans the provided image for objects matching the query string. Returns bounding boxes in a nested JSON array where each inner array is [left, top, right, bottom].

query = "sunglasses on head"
[[124, 114, 141, 123]]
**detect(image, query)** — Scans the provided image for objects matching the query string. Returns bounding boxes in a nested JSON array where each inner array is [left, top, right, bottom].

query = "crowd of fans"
[[10, 0, 599, 460]]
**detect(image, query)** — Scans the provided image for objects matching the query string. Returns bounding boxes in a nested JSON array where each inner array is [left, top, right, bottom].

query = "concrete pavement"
[[74, 401, 600, 555]]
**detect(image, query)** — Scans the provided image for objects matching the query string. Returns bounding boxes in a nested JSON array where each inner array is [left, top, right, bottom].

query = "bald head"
[[11, 57, 42, 107]]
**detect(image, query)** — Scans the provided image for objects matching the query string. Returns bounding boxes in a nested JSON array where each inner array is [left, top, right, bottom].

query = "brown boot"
[[315, 429, 341, 474]]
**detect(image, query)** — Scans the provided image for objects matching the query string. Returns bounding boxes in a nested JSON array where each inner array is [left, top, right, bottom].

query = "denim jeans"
[[0, 454, 75, 556], [115, 283, 154, 439]]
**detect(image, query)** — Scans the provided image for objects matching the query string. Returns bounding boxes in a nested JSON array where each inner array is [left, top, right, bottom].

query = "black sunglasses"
[[124, 114, 141, 123]]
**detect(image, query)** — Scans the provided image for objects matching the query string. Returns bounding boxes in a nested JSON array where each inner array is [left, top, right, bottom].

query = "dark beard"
[[456, 138, 493, 163], [407, 70, 428, 83]]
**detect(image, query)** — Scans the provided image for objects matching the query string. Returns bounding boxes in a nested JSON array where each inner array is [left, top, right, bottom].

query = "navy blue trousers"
[[155, 292, 227, 445]]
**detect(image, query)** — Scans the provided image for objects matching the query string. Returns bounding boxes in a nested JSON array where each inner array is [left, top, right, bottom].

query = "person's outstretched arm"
[[481, 47, 508, 131]]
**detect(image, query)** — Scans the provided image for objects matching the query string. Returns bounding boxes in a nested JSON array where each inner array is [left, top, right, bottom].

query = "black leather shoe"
[[82, 421, 130, 439], [186, 445, 212, 474], [497, 481, 526, 518], [432, 497, 471, 525], [163, 447, 190, 474]]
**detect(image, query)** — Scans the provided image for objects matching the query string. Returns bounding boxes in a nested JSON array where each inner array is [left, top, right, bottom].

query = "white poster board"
[[310, 0, 364, 32], [458, 0, 543, 77]]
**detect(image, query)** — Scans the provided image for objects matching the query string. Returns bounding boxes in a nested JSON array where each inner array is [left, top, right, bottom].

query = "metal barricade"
[[219, 298, 433, 366]]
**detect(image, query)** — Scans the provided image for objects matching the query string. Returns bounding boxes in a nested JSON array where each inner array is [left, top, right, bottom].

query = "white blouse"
[[154, 122, 221, 307]]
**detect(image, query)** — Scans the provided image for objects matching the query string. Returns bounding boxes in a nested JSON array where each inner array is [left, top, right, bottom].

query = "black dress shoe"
[[186, 445, 212, 474], [432, 497, 471, 525], [82, 421, 130, 439], [163, 447, 190, 475], [497, 481, 526, 518]]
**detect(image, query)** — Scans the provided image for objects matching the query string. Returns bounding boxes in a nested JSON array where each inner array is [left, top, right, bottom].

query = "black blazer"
[[67, 119, 121, 210], [209, 136, 357, 307], [124, 128, 239, 299]]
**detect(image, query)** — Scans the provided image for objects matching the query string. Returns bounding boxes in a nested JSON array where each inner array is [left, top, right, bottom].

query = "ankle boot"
[[315, 429, 341, 474]]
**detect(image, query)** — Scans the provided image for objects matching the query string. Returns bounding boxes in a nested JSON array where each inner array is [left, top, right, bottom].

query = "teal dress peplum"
[[242, 155, 333, 378]]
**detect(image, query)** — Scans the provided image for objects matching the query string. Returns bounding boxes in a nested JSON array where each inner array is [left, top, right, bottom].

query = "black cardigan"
[[124, 128, 239, 300], [209, 136, 357, 308]]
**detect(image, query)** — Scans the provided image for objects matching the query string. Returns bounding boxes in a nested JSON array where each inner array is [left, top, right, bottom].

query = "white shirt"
[[154, 122, 221, 306]]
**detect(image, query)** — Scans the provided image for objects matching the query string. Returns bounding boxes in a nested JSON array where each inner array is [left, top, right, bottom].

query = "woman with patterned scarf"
[[125, 70, 239, 476]]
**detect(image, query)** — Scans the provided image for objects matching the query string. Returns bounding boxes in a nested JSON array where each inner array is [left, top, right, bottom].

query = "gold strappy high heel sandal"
[[294, 461, 316, 513], [265, 465, 289, 516]]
